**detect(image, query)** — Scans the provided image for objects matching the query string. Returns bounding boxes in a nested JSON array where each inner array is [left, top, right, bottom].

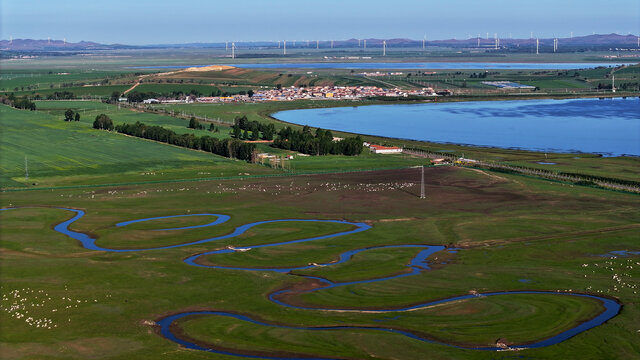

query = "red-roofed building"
[[369, 144, 403, 154]]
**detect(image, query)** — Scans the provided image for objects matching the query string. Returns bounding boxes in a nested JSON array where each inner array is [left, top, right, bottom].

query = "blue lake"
[[234, 62, 636, 70], [131, 62, 636, 70], [273, 98, 640, 156]]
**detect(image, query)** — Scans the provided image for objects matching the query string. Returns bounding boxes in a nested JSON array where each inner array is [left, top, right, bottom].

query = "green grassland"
[[0, 105, 277, 188], [1, 166, 639, 360], [11, 85, 131, 98], [0, 69, 140, 93]]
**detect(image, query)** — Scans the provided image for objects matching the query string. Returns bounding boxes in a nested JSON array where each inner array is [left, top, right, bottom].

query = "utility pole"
[[25, 155, 28, 180], [420, 165, 425, 199], [612, 74, 616, 93]]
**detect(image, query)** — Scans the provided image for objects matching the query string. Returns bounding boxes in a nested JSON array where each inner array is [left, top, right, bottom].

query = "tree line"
[[0, 94, 36, 110], [231, 115, 276, 141], [97, 120, 255, 162], [273, 125, 363, 156]]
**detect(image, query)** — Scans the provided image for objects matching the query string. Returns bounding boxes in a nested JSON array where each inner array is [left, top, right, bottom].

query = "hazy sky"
[[2, 0, 638, 44]]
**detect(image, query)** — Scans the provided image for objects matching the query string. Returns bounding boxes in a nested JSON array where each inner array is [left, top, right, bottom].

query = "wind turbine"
[[231, 42, 236, 59], [383, 40, 386, 56], [283, 40, 286, 55]]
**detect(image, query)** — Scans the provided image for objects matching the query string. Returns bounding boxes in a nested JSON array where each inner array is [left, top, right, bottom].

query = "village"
[[141, 85, 439, 104]]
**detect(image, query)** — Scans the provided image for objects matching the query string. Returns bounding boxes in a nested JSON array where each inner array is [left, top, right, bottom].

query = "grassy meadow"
[[1, 166, 639, 360]]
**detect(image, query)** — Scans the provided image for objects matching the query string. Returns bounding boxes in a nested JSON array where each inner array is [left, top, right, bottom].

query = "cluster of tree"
[[110, 121, 255, 161], [64, 109, 81, 122], [188, 117, 205, 130], [366, 95, 427, 102], [46, 91, 75, 100], [231, 115, 276, 141], [616, 82, 640, 91], [468, 72, 490, 79], [597, 82, 639, 91], [273, 125, 363, 156], [92, 114, 114, 130], [125, 91, 158, 103], [0, 94, 36, 110], [125, 88, 249, 103]]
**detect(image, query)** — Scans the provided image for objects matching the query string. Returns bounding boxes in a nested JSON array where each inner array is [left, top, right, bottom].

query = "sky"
[[1, 0, 638, 44]]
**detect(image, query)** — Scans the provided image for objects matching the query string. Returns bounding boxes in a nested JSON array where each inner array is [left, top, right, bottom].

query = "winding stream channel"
[[1, 207, 621, 359]]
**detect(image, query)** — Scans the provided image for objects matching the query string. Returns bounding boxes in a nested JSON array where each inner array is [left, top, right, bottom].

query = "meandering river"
[[0, 207, 622, 359]]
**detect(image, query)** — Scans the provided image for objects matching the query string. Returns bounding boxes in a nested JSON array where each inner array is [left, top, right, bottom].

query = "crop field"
[[0, 69, 138, 93], [11, 85, 131, 98], [0, 105, 276, 188], [1, 165, 639, 359]]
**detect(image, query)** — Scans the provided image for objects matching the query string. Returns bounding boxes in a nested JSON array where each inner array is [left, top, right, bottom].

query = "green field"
[[1, 50, 640, 359], [0, 105, 276, 188]]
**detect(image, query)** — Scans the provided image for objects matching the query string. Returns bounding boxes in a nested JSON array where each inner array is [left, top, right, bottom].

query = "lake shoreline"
[[271, 97, 639, 157]]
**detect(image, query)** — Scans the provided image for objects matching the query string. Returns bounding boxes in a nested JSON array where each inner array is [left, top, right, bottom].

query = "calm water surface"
[[131, 62, 636, 70], [274, 98, 640, 156]]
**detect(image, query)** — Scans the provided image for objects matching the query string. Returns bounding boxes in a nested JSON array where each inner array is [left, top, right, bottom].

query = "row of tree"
[[0, 94, 36, 111], [273, 125, 363, 156], [109, 121, 256, 161], [231, 115, 277, 141]]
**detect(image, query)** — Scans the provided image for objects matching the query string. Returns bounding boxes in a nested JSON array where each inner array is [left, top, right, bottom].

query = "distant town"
[[139, 85, 445, 104]]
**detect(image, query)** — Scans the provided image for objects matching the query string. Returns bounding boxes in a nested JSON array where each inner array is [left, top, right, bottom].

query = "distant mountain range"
[[1, 34, 638, 52]]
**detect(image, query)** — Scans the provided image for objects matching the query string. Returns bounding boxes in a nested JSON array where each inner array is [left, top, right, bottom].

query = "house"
[[369, 144, 403, 154]]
